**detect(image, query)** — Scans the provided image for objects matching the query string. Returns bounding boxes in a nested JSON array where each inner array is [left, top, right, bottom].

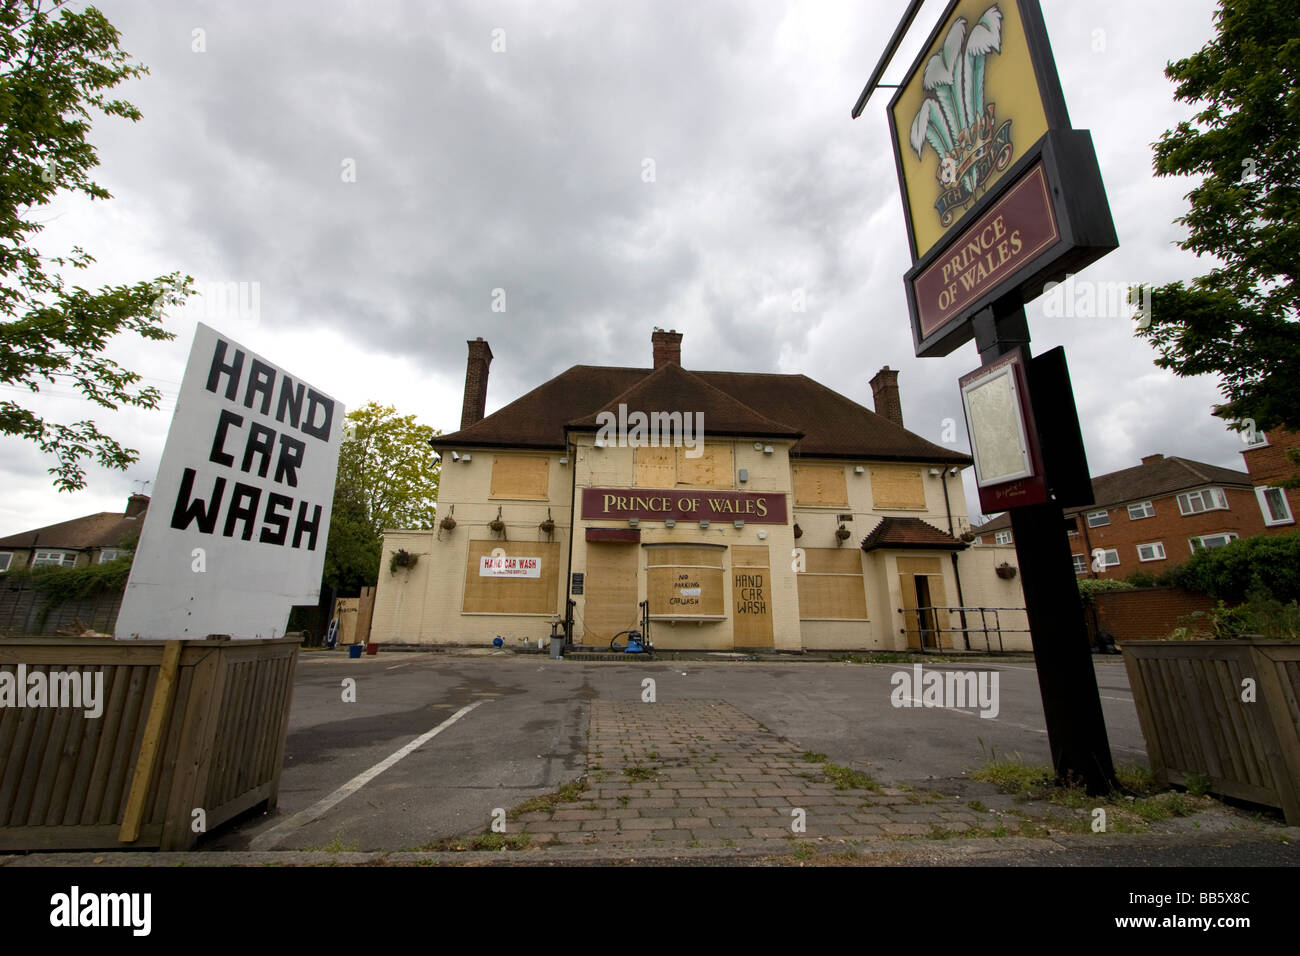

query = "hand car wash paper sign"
[[115, 323, 344, 639]]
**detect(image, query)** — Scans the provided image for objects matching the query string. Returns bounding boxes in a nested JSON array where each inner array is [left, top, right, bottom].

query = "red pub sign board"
[[581, 488, 788, 524]]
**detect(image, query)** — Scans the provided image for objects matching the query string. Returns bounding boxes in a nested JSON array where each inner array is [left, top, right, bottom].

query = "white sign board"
[[479, 556, 541, 578], [115, 323, 344, 639]]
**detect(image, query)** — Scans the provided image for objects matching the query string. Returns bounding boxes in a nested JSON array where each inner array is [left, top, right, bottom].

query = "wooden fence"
[[0, 636, 298, 851], [1124, 641, 1300, 825]]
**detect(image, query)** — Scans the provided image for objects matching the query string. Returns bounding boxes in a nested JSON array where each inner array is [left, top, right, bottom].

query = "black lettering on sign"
[[171, 468, 226, 533], [276, 377, 304, 428], [244, 359, 276, 415], [276, 434, 305, 487], [293, 501, 322, 550], [206, 339, 244, 401], [260, 493, 294, 546], [242, 422, 277, 478], [223, 483, 262, 541], [302, 388, 334, 441], [210, 408, 243, 467]]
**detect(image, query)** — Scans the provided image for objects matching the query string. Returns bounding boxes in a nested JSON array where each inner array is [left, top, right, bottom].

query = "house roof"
[[435, 363, 971, 464], [975, 454, 1253, 533], [860, 517, 968, 552], [0, 508, 146, 551]]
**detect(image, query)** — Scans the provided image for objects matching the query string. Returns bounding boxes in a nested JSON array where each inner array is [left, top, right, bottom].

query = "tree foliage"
[[0, 0, 190, 491], [322, 401, 441, 593], [1137, 0, 1300, 437]]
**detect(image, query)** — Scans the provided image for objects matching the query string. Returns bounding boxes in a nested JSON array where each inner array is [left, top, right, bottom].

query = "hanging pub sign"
[[115, 323, 344, 639], [887, 0, 1118, 357]]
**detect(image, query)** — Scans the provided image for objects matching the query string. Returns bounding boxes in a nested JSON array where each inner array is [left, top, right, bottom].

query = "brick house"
[[971, 454, 1269, 579], [1239, 427, 1300, 532], [0, 494, 149, 574], [371, 330, 1030, 651]]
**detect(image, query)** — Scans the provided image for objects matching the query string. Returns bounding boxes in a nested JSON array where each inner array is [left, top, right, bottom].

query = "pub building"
[[371, 330, 1029, 651]]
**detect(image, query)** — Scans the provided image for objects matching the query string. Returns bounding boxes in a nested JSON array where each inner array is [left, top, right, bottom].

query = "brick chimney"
[[651, 328, 683, 369], [125, 494, 150, 518], [1140, 453, 1164, 465], [460, 337, 493, 429], [870, 366, 903, 428]]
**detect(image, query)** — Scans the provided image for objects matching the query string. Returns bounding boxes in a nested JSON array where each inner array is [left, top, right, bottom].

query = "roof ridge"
[[1170, 456, 1211, 483]]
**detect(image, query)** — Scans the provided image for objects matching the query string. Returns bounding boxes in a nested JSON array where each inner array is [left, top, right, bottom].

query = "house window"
[[1086, 510, 1109, 527], [32, 550, 77, 568], [1137, 542, 1166, 562], [0, 552, 11, 573], [98, 549, 129, 563], [1064, 516, 1079, 535], [1177, 488, 1228, 515], [1127, 501, 1155, 520], [1256, 486, 1294, 527], [1071, 554, 1087, 575], [994, 530, 1013, 545], [1190, 533, 1238, 552], [1095, 549, 1120, 568]]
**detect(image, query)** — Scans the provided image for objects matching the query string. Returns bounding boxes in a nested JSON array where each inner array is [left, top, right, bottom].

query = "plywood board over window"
[[796, 547, 867, 620], [793, 463, 848, 507], [490, 455, 550, 500], [463, 540, 560, 614], [583, 542, 639, 642], [732, 545, 773, 647], [634, 446, 676, 487], [870, 464, 926, 510], [645, 543, 725, 617], [676, 444, 733, 488]]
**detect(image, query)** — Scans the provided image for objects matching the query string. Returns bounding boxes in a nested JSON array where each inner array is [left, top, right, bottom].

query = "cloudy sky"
[[1, 0, 1244, 537]]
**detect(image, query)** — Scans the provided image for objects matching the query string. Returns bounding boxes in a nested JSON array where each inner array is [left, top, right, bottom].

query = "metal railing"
[[897, 604, 1030, 653]]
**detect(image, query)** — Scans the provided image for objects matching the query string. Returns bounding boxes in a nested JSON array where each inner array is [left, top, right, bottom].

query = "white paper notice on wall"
[[114, 323, 344, 639], [480, 556, 541, 578]]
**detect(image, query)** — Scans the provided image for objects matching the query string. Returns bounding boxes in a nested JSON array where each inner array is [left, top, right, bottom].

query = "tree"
[[322, 401, 441, 594], [1, 0, 190, 492], [1137, 0, 1300, 449]]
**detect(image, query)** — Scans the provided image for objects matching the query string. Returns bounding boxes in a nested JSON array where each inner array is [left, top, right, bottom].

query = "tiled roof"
[[0, 509, 145, 551], [975, 454, 1253, 532], [860, 517, 968, 552], [435, 364, 971, 464]]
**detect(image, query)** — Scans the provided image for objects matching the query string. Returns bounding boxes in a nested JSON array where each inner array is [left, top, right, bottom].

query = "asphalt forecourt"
[[4, 651, 1283, 862]]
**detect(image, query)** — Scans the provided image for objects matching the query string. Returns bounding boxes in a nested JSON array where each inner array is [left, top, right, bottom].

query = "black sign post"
[[857, 0, 1120, 793]]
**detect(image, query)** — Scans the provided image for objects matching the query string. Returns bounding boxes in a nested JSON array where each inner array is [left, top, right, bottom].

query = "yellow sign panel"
[[891, 0, 1049, 260]]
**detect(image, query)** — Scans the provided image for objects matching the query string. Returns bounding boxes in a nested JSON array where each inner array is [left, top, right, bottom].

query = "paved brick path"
[[511, 699, 980, 849]]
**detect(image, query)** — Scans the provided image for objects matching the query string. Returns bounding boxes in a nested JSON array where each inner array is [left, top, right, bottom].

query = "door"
[[732, 545, 774, 649], [582, 542, 639, 645], [914, 577, 936, 649], [897, 556, 947, 650]]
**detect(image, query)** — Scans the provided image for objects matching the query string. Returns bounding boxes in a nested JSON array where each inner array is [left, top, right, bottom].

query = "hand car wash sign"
[[115, 323, 344, 639]]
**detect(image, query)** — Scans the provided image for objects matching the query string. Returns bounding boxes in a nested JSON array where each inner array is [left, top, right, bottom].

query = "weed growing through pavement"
[[507, 776, 590, 821]]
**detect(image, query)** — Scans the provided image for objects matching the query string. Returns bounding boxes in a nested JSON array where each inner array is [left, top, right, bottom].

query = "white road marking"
[[248, 699, 487, 850]]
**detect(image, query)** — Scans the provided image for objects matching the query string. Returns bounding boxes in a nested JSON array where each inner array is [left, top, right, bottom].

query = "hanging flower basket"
[[995, 562, 1017, 579], [489, 519, 505, 533], [440, 515, 457, 531], [390, 549, 419, 574], [960, 530, 975, 542], [793, 523, 802, 539], [835, 525, 851, 542], [540, 518, 555, 534]]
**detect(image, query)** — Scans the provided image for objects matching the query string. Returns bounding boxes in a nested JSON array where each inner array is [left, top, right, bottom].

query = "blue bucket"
[[348, 644, 363, 659]]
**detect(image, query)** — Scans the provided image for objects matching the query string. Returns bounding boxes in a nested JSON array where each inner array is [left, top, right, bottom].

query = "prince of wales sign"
[[115, 323, 344, 639]]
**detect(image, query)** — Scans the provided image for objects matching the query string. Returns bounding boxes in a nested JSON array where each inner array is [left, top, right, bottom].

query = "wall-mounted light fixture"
[[753, 442, 763, 451], [949, 466, 960, 476], [854, 465, 865, 474], [928, 467, 942, 477], [628, 517, 639, 529], [757, 530, 767, 540], [733, 519, 744, 529], [451, 451, 461, 462], [461, 453, 472, 463], [762, 445, 774, 455], [664, 518, 675, 528], [699, 520, 710, 530], [559, 456, 569, 465]]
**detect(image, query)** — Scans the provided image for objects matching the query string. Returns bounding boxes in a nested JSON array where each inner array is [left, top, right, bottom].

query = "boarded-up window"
[[870, 464, 926, 510], [793, 463, 848, 507], [645, 543, 725, 617], [732, 545, 773, 648], [797, 547, 867, 620], [634, 446, 676, 487], [463, 540, 560, 614], [676, 444, 733, 488], [490, 455, 549, 499]]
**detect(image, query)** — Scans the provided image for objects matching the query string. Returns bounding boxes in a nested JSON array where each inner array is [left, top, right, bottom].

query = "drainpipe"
[[941, 471, 971, 651], [563, 438, 577, 645]]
